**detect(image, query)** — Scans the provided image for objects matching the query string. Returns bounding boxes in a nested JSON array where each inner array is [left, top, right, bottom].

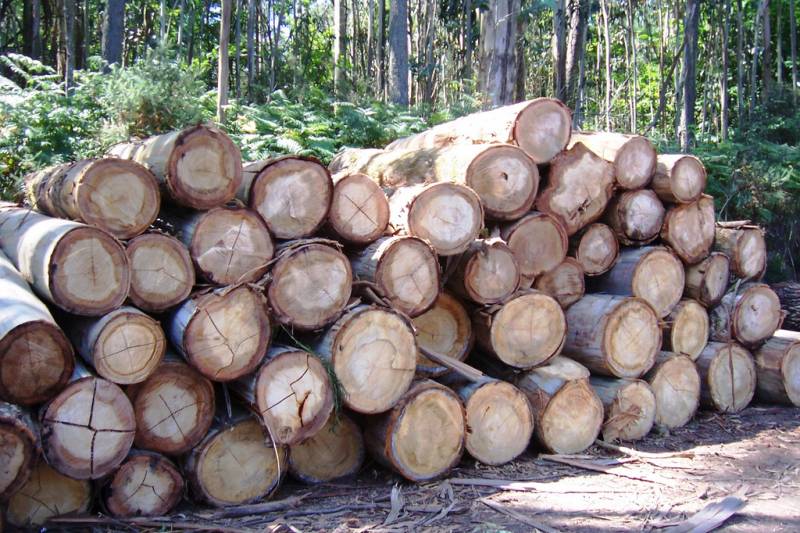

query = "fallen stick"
[[594, 440, 695, 459], [206, 494, 309, 519], [538, 455, 672, 485], [479, 498, 561, 533], [450, 477, 633, 493]]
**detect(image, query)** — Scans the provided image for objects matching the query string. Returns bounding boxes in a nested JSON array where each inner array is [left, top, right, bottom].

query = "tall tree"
[[22, 0, 42, 59], [479, 0, 520, 106], [388, 0, 409, 105], [63, 0, 76, 92], [101, 0, 125, 67], [721, 0, 731, 140], [553, 0, 567, 101], [565, 0, 588, 115], [377, 0, 386, 97], [679, 0, 699, 152], [791, 0, 798, 105], [776, 0, 782, 87], [334, 0, 347, 96], [600, 0, 611, 129], [762, 0, 771, 99], [736, 0, 745, 121], [247, 0, 256, 99], [217, 0, 232, 123], [626, 0, 638, 132], [750, 0, 768, 116]]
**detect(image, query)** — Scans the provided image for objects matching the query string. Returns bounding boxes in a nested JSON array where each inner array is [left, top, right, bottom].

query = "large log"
[[535, 143, 616, 236], [590, 377, 655, 442], [364, 380, 465, 482], [448, 238, 520, 305], [350, 236, 439, 317], [386, 98, 572, 164], [516, 356, 604, 454], [500, 211, 569, 278], [603, 189, 665, 246], [288, 414, 365, 484], [569, 131, 657, 190], [412, 293, 473, 377], [533, 257, 585, 308], [473, 291, 566, 369], [185, 415, 287, 507], [166, 285, 270, 381], [709, 283, 783, 346], [0, 402, 38, 500], [232, 344, 334, 445], [696, 342, 756, 413], [239, 156, 332, 239], [684, 252, 730, 307], [651, 154, 706, 204], [660, 195, 716, 265], [570, 222, 619, 276], [753, 330, 800, 406], [591, 246, 685, 318], [5, 460, 91, 528], [714, 223, 767, 280], [101, 451, 184, 517], [24, 158, 160, 240], [389, 182, 483, 256], [662, 299, 709, 360], [0, 205, 130, 316], [771, 282, 800, 331], [644, 352, 700, 429], [330, 144, 539, 221], [328, 173, 390, 244], [310, 305, 416, 414], [563, 294, 661, 378], [126, 233, 195, 313], [0, 249, 73, 406], [107, 124, 243, 209], [268, 240, 352, 330]]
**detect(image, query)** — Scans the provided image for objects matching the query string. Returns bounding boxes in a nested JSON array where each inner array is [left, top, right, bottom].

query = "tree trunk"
[[662, 299, 709, 360], [600, 0, 611, 129], [388, 0, 409, 105], [102, 451, 184, 517], [753, 330, 800, 406], [709, 283, 782, 346], [772, 282, 800, 330], [736, 0, 745, 120], [234, 0, 242, 97], [644, 352, 701, 429], [448, 238, 520, 305], [533, 257, 585, 308], [750, 0, 768, 117], [0, 402, 38, 500], [217, 0, 232, 122], [333, 0, 346, 96], [568, 132, 657, 190], [288, 413, 365, 483], [652, 154, 707, 204], [5, 460, 91, 528], [125, 233, 195, 314], [721, 0, 731, 140], [660, 195, 716, 265], [479, 0, 520, 106], [762, 0, 772, 99], [412, 293, 473, 376], [500, 211, 569, 279], [565, 0, 588, 111], [680, 0, 699, 152], [713, 223, 767, 280], [569, 223, 619, 277], [101, 0, 124, 67], [63, 0, 75, 92], [685, 252, 730, 308], [603, 189, 666, 246], [327, 173, 390, 245], [553, 0, 567, 101], [247, 0, 256, 98], [790, 0, 797, 106], [377, 0, 386, 97], [589, 377, 656, 442], [696, 341, 756, 413]]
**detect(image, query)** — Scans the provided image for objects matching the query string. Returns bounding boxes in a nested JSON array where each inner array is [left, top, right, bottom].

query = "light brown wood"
[[107, 124, 243, 210], [24, 158, 160, 239], [590, 377, 656, 442], [535, 143, 615, 235], [660, 195, 716, 265], [289, 414, 365, 484], [0, 402, 38, 500], [5, 460, 91, 528], [604, 189, 665, 246], [709, 283, 783, 346], [644, 352, 700, 429], [500, 211, 569, 278], [651, 154, 707, 204], [0, 205, 130, 316], [328, 173, 390, 244], [570, 223, 619, 276], [753, 330, 800, 406], [662, 299, 709, 360], [239, 156, 333, 239], [448, 238, 520, 305], [102, 451, 184, 517], [533, 257, 585, 308], [126, 233, 195, 313], [696, 342, 756, 413], [412, 293, 473, 377], [563, 294, 661, 378], [714, 224, 767, 280], [364, 380, 465, 482], [569, 132, 657, 190], [684, 252, 730, 307]]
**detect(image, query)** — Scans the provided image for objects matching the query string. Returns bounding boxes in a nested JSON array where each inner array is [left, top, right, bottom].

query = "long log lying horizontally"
[[533, 257, 586, 308], [500, 211, 569, 279], [714, 223, 767, 280], [660, 195, 716, 265], [0, 402, 38, 499], [448, 238, 520, 305], [589, 377, 656, 442], [570, 222, 619, 276], [603, 189, 665, 246], [684, 252, 730, 307], [289, 414, 365, 484], [771, 282, 800, 330], [661, 299, 709, 360], [696, 342, 757, 413], [709, 283, 783, 346], [102, 451, 184, 517], [412, 293, 473, 376], [651, 154, 707, 204], [569, 131, 657, 190], [328, 173, 390, 244], [5, 460, 91, 528], [754, 330, 800, 406], [645, 352, 701, 429], [126, 232, 195, 313]]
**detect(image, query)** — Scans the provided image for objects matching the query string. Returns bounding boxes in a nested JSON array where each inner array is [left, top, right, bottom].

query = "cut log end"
[[514, 98, 572, 164], [630, 248, 686, 318], [699, 343, 756, 413], [404, 183, 483, 256], [646, 354, 700, 429], [289, 414, 365, 484], [754, 333, 800, 406], [661, 195, 716, 265], [715, 226, 767, 280], [413, 293, 472, 376], [614, 136, 657, 189], [6, 460, 92, 528], [712, 284, 782, 346], [103, 452, 184, 517], [572, 223, 619, 276], [465, 145, 539, 220], [654, 154, 707, 204], [451, 239, 520, 304], [664, 300, 709, 360], [685, 252, 730, 307], [594, 379, 656, 442], [126, 233, 195, 313], [374, 236, 439, 317], [0, 404, 37, 500], [540, 379, 604, 454], [605, 189, 665, 245], [502, 212, 569, 278], [329, 173, 389, 244], [602, 297, 661, 377], [533, 257, 585, 308]]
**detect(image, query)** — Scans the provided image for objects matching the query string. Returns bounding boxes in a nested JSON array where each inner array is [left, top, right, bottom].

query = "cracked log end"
[[449, 238, 520, 305], [684, 252, 730, 307], [534, 257, 586, 309], [696, 342, 756, 413], [645, 352, 701, 429], [755, 331, 800, 407], [500, 211, 569, 278], [590, 377, 656, 442], [329, 173, 389, 244], [652, 154, 707, 204], [663, 300, 709, 361], [660, 195, 716, 265], [413, 293, 473, 377], [6, 459, 91, 528], [126, 233, 195, 313], [0, 402, 38, 499], [102, 451, 184, 517], [289, 414, 365, 484], [571, 223, 619, 277]]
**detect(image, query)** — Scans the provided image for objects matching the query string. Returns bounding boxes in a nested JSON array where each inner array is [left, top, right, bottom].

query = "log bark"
[[473, 291, 567, 369], [569, 131, 657, 190], [0, 205, 130, 316], [166, 285, 270, 381], [268, 240, 352, 331], [515, 356, 604, 454], [591, 246, 685, 318], [385, 98, 572, 164], [0, 249, 74, 406], [412, 293, 473, 377], [570, 222, 619, 276], [5, 460, 91, 528], [364, 380, 465, 481], [107, 125, 243, 210], [309, 305, 416, 414], [0, 402, 38, 500], [447, 238, 520, 305], [589, 377, 656, 442], [603, 189, 665, 246], [101, 450, 184, 517], [753, 330, 800, 406], [232, 344, 334, 445], [773, 282, 800, 330], [714, 223, 767, 280], [563, 294, 661, 378], [533, 257, 585, 308], [709, 283, 783, 346], [651, 154, 707, 204], [238, 156, 333, 239], [288, 413, 365, 484], [126, 233, 195, 313], [24, 158, 160, 240], [685, 252, 730, 307], [644, 352, 700, 429], [660, 195, 716, 265], [329, 144, 539, 221], [328, 173, 390, 245], [695, 341, 756, 413], [350, 236, 439, 317], [535, 142, 615, 236], [499, 211, 569, 278]]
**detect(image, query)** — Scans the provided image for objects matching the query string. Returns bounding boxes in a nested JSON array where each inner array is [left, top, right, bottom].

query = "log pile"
[[0, 104, 796, 525]]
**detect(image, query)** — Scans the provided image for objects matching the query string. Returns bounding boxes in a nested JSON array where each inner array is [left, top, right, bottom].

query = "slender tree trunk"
[[721, 0, 731, 140], [351, 0, 359, 84], [269, 4, 283, 90], [101, 0, 124, 67], [217, 0, 232, 123], [553, 0, 567, 101], [574, 11, 588, 127], [736, 0, 745, 122], [388, 0, 409, 105], [247, 0, 255, 99], [464, 0, 472, 82], [378, 0, 386, 97], [159, 0, 166, 42], [234, 0, 242, 98], [81, 0, 88, 67], [63, 0, 75, 93], [177, 0, 185, 48], [762, 0, 771, 100], [514, 13, 526, 102], [790, 0, 797, 105], [565, 0, 588, 113], [600, 0, 611, 129], [32, 0, 42, 58], [479, 0, 519, 107], [334, 0, 347, 96], [776, 0, 783, 87], [750, 0, 768, 116], [367, 0, 375, 78], [627, 0, 637, 132], [680, 0, 699, 152]]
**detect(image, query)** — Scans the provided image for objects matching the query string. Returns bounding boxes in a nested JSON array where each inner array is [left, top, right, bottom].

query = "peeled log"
[[592, 246, 685, 318], [5, 460, 91, 528], [233, 344, 333, 445], [167, 285, 271, 381], [289, 414, 365, 484], [660, 195, 716, 265], [500, 211, 569, 278], [753, 330, 800, 406], [696, 342, 756, 413], [516, 356, 604, 454], [714, 224, 767, 280], [0, 205, 130, 316], [651, 154, 707, 204], [563, 294, 661, 378], [102, 451, 184, 517], [0, 249, 73, 405], [24, 158, 160, 240], [473, 291, 566, 369], [535, 143, 615, 236], [533, 257, 585, 308], [126, 233, 195, 313], [268, 240, 352, 330], [604, 189, 665, 246], [570, 223, 619, 276], [389, 183, 483, 256], [709, 283, 783, 346], [310, 305, 416, 414], [412, 293, 473, 377], [328, 173, 389, 244], [0, 402, 38, 500], [569, 132, 656, 190], [350, 236, 439, 317], [685, 252, 730, 307], [185, 416, 287, 507], [590, 377, 656, 442], [662, 300, 709, 360], [448, 239, 520, 305], [644, 353, 700, 429], [364, 380, 465, 482], [239, 156, 332, 239], [107, 124, 242, 210], [330, 144, 539, 221]]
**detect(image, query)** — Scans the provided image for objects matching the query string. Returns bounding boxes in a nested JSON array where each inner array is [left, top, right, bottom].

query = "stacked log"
[[662, 299, 710, 360], [709, 283, 783, 346], [754, 330, 800, 406], [772, 282, 800, 330], [589, 377, 656, 442], [101, 451, 184, 517], [604, 189, 665, 245], [651, 154, 707, 204], [412, 293, 473, 376], [569, 132, 656, 189], [500, 211, 568, 279], [288, 414, 365, 483], [570, 223, 619, 276], [714, 222, 767, 280], [645, 352, 701, 429], [685, 252, 730, 307], [0, 402, 38, 499], [660, 195, 716, 264], [448, 238, 520, 304], [696, 342, 757, 413], [533, 257, 585, 308], [125, 232, 195, 313], [328, 173, 390, 244]]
